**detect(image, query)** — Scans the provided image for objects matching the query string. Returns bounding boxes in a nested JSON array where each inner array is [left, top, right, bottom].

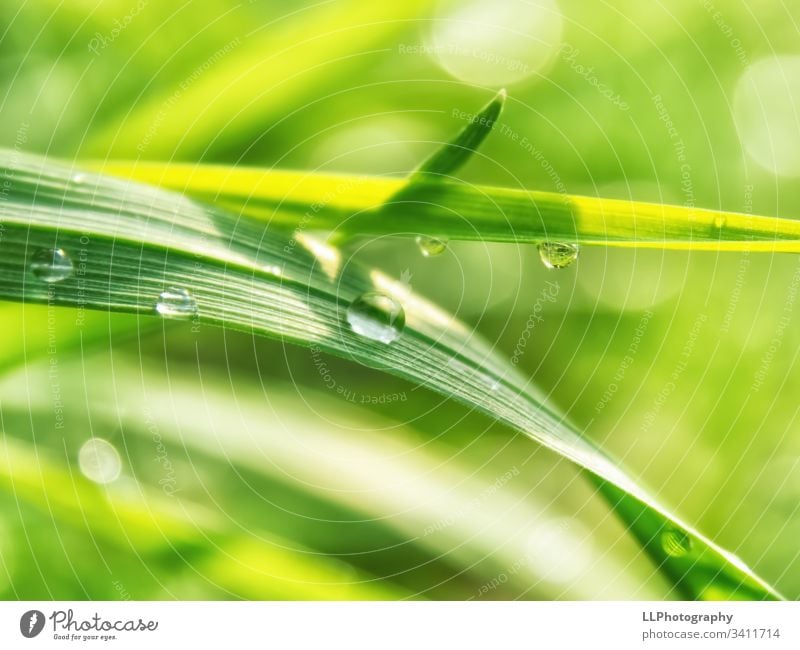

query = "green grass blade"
[[403, 89, 506, 185], [594, 480, 771, 600], [84, 1, 428, 158], [0, 149, 782, 599], [0, 304, 137, 374], [94, 162, 800, 252], [0, 435, 404, 599]]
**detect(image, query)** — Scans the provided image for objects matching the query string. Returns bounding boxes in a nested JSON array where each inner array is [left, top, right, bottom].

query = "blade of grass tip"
[[6, 150, 783, 599], [402, 88, 506, 186], [593, 479, 776, 600]]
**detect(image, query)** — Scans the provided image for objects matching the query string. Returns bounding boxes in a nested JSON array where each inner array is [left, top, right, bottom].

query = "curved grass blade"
[[0, 149, 782, 599], [595, 480, 773, 600]]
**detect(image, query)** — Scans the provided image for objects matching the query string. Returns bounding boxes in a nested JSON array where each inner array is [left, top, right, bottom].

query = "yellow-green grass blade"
[[0, 149, 782, 599], [95, 162, 800, 252], [0, 303, 146, 376], [0, 435, 404, 600], [85, 1, 428, 158]]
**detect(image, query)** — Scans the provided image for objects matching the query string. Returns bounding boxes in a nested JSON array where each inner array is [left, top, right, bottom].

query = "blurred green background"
[[1, 0, 799, 599]]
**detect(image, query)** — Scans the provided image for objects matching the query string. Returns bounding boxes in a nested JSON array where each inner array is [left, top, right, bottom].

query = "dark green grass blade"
[[403, 89, 506, 185]]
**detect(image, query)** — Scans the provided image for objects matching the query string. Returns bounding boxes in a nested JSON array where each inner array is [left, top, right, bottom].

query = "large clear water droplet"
[[416, 235, 448, 258], [30, 248, 74, 283], [661, 527, 692, 558], [78, 438, 122, 485], [155, 287, 198, 319], [538, 242, 579, 269], [346, 292, 405, 343]]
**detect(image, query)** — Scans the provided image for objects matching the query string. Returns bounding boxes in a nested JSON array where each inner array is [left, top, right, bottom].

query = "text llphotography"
[[0, 0, 799, 647]]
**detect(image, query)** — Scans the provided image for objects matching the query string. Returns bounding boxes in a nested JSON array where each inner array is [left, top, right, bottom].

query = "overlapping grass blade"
[[0, 149, 782, 599], [98, 162, 800, 252]]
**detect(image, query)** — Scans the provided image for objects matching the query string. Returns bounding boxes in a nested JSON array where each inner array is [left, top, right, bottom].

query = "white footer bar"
[[1, 601, 797, 649]]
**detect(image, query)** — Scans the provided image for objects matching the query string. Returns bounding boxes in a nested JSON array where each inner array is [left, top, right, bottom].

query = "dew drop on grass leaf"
[[263, 263, 284, 278], [78, 437, 122, 485], [30, 248, 74, 283], [346, 292, 405, 343], [155, 287, 198, 319], [415, 235, 448, 257], [661, 527, 692, 557], [538, 242, 579, 269]]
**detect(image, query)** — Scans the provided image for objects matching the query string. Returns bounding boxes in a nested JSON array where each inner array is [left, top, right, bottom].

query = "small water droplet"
[[30, 248, 74, 283], [155, 287, 198, 319], [538, 242, 579, 269], [346, 292, 405, 343], [713, 215, 726, 229], [661, 528, 692, 558], [72, 172, 86, 184], [78, 438, 122, 485], [416, 235, 448, 258], [263, 263, 284, 277]]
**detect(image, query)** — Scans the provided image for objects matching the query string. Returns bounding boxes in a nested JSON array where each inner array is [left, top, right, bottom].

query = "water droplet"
[[78, 438, 122, 485], [263, 263, 284, 277], [346, 292, 405, 343], [155, 287, 198, 319], [72, 172, 86, 184], [538, 242, 579, 269], [661, 528, 692, 558], [416, 235, 448, 257], [30, 248, 74, 283], [713, 215, 726, 229]]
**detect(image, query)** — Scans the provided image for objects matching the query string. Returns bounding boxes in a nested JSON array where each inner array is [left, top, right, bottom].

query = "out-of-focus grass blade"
[[0, 435, 403, 599], [0, 149, 782, 599], [0, 303, 143, 375], [1, 354, 662, 599], [86, 1, 428, 158], [0, 435, 209, 551]]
